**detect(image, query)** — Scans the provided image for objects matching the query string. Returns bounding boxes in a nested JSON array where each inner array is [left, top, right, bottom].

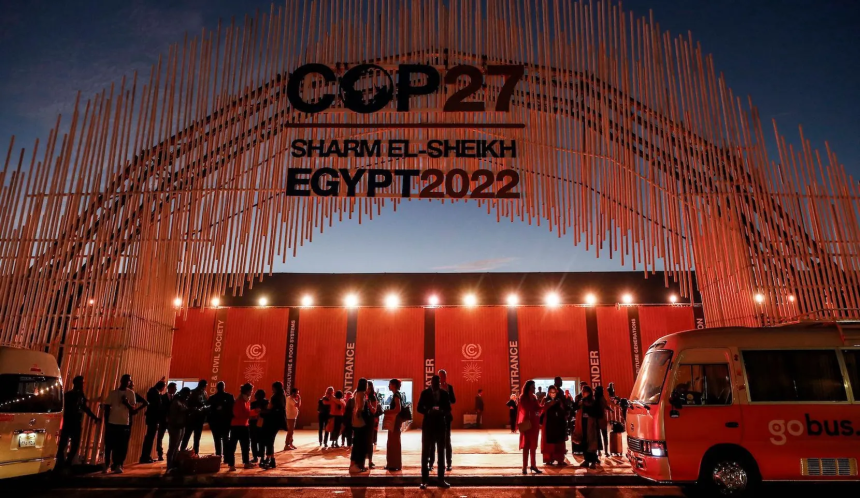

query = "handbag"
[[382, 411, 396, 431], [518, 419, 532, 432]]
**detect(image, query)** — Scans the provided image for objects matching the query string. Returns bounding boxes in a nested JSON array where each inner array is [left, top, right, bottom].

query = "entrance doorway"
[[368, 378, 414, 431], [532, 378, 578, 400]]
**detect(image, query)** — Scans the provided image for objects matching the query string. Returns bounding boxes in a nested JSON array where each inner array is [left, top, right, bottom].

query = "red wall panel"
[[170, 308, 217, 380], [219, 307, 289, 398], [639, 306, 696, 350], [435, 307, 509, 428], [354, 307, 425, 426], [294, 308, 348, 427], [597, 307, 636, 396], [517, 306, 589, 385]]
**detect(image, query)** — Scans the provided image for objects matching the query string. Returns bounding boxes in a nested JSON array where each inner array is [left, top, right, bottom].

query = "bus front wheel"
[[698, 448, 760, 497]]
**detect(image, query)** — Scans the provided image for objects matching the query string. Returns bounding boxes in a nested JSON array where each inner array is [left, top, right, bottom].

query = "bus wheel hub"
[[712, 461, 747, 493]]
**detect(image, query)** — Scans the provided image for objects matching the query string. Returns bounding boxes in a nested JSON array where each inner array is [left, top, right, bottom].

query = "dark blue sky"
[[1, 1, 857, 273]]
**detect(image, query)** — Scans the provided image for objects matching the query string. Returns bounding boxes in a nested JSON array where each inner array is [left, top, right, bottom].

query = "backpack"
[[397, 394, 412, 421]]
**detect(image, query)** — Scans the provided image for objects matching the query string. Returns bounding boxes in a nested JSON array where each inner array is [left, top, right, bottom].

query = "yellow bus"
[[0, 347, 63, 478]]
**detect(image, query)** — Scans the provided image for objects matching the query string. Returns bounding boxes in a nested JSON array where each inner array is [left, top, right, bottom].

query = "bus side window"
[[743, 350, 847, 402], [673, 364, 732, 406]]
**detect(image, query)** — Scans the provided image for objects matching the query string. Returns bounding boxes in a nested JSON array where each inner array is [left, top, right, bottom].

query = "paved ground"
[[95, 429, 633, 480], [27, 486, 684, 497]]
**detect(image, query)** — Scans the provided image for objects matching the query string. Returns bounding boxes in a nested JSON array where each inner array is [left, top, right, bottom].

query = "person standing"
[[540, 385, 568, 465], [365, 381, 382, 469], [284, 387, 301, 450], [342, 390, 354, 448], [226, 383, 255, 471], [249, 389, 268, 463], [181, 379, 209, 454], [56, 375, 99, 470], [417, 374, 451, 489], [571, 382, 589, 455], [317, 387, 333, 447], [103, 374, 145, 474], [506, 394, 518, 433], [261, 381, 287, 469], [594, 386, 610, 458], [474, 389, 484, 429], [430, 369, 455, 472], [517, 380, 544, 475], [384, 379, 403, 471], [536, 386, 546, 403], [328, 390, 346, 448], [573, 385, 600, 469], [165, 387, 190, 474], [348, 378, 369, 473], [139, 380, 167, 463], [208, 381, 235, 460]]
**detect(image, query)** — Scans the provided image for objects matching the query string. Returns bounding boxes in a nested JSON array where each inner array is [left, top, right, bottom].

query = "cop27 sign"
[[285, 63, 525, 199]]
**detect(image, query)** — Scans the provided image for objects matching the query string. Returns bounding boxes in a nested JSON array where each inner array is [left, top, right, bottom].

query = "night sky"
[[1, 1, 857, 274]]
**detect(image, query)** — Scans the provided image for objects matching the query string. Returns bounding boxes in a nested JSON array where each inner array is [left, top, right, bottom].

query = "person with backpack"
[[260, 382, 287, 469], [249, 389, 267, 463], [348, 378, 369, 473], [328, 390, 346, 448]]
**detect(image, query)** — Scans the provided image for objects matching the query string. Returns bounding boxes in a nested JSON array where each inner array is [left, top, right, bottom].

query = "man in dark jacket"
[[474, 389, 484, 428], [208, 381, 235, 459], [139, 380, 167, 463], [181, 379, 209, 454], [429, 369, 455, 471], [56, 375, 99, 470], [417, 375, 451, 489]]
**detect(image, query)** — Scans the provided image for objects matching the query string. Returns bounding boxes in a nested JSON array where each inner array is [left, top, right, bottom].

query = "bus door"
[[663, 348, 740, 481]]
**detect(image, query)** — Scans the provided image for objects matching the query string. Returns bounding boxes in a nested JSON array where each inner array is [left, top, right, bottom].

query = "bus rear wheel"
[[699, 450, 759, 497]]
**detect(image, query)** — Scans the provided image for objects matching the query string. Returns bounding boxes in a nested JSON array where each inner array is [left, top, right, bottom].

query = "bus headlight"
[[642, 440, 668, 457]]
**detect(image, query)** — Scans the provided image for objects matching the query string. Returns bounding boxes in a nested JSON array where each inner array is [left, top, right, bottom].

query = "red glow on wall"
[[294, 308, 348, 427]]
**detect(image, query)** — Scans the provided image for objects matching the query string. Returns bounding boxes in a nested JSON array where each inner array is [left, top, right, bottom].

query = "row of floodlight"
[[171, 292, 681, 309], [91, 291, 794, 309]]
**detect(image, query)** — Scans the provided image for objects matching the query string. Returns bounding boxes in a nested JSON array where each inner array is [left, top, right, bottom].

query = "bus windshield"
[[629, 350, 673, 405]]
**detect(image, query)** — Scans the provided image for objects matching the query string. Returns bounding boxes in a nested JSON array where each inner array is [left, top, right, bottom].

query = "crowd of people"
[[508, 377, 624, 474], [54, 370, 623, 487]]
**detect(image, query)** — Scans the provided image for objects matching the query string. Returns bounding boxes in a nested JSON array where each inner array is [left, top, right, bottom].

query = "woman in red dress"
[[517, 380, 545, 474]]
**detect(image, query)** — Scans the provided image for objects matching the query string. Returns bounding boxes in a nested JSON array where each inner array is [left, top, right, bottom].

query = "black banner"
[[343, 309, 358, 392], [693, 305, 706, 330], [506, 307, 521, 395], [626, 306, 642, 379], [209, 307, 229, 395], [423, 307, 436, 389], [283, 308, 301, 394], [585, 307, 602, 387]]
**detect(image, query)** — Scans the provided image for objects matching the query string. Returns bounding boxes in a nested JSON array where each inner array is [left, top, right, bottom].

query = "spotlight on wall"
[[545, 292, 560, 307], [463, 294, 477, 307], [211, 297, 221, 308], [669, 294, 678, 304], [754, 293, 765, 304], [385, 294, 400, 309], [621, 293, 634, 305], [344, 294, 359, 308], [301, 295, 313, 307], [506, 294, 519, 307], [173, 297, 182, 308], [584, 293, 597, 306], [428, 295, 440, 307], [258, 296, 269, 307]]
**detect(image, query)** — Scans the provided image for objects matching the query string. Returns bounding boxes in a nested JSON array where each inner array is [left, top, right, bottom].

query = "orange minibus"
[[625, 320, 859, 496]]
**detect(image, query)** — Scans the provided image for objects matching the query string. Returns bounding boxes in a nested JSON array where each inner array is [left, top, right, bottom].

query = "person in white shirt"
[[284, 388, 301, 450], [103, 374, 146, 473]]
